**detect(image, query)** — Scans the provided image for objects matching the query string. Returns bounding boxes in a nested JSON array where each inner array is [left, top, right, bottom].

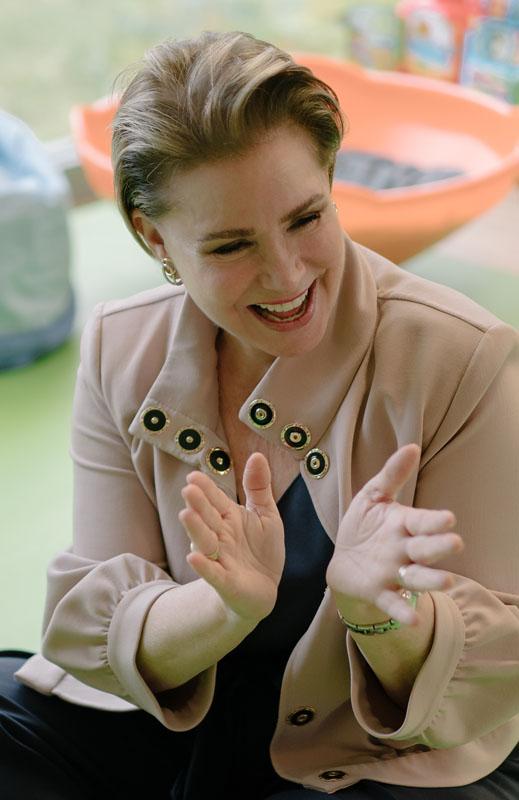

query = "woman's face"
[[133, 125, 346, 365]]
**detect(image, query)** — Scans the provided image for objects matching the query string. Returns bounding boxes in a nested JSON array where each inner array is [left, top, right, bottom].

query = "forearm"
[[333, 591, 435, 709], [136, 578, 256, 694]]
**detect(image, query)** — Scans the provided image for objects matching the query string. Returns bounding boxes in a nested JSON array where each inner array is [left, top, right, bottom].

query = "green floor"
[[1, 200, 518, 652]]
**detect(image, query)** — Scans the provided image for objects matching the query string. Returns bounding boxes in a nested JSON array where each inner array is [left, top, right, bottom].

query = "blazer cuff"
[[347, 591, 465, 741], [108, 582, 216, 731]]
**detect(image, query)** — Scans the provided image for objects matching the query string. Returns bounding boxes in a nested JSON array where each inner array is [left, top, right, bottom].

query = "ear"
[[131, 209, 167, 260]]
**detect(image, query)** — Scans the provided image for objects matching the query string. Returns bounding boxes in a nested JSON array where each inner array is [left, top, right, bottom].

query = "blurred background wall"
[[2, 0, 347, 142]]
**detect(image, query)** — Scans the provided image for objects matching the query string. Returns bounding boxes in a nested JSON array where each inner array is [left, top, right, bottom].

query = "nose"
[[258, 240, 305, 296]]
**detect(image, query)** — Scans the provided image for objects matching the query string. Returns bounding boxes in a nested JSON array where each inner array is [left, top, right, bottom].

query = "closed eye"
[[289, 211, 321, 230], [210, 211, 322, 256], [212, 240, 252, 256]]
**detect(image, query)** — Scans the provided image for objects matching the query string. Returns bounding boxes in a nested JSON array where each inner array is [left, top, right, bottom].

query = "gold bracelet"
[[337, 591, 420, 636]]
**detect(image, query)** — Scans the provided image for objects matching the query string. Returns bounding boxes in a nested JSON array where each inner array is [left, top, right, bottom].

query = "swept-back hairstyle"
[[111, 30, 345, 258]]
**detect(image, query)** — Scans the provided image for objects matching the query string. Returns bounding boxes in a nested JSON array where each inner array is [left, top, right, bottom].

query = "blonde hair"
[[111, 31, 345, 258]]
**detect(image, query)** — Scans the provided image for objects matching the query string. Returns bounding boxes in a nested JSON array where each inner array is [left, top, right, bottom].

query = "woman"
[[2, 30, 519, 800]]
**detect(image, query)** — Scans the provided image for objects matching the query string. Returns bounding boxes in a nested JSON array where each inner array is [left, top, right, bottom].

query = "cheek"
[[305, 223, 344, 267], [198, 269, 252, 314]]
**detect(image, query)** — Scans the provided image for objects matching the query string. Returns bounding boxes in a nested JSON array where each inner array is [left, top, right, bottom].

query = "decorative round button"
[[248, 399, 276, 429], [281, 424, 311, 450], [304, 448, 329, 479], [287, 707, 315, 726], [141, 408, 169, 433], [176, 428, 203, 453], [319, 770, 347, 781], [206, 448, 232, 475]]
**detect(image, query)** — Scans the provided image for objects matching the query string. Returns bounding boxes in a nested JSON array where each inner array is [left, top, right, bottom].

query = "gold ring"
[[206, 547, 219, 561], [190, 541, 219, 560]]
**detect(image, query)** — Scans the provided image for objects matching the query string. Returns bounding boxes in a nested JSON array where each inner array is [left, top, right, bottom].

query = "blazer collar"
[[129, 235, 378, 484]]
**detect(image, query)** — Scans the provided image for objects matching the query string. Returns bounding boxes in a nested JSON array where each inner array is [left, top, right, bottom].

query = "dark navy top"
[[176, 474, 335, 799]]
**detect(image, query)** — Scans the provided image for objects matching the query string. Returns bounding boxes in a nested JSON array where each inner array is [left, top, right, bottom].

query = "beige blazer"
[[16, 236, 519, 792]]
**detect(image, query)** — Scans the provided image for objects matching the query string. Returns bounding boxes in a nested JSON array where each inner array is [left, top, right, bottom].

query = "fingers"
[[376, 589, 420, 626], [405, 531, 464, 565], [399, 509, 463, 592], [186, 549, 223, 587], [396, 563, 454, 592], [364, 444, 421, 504], [181, 483, 225, 533], [178, 504, 219, 562], [242, 452, 277, 514], [400, 506, 463, 568], [403, 506, 456, 537], [185, 470, 232, 516]]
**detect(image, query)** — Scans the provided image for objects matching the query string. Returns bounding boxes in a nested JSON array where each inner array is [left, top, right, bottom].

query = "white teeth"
[[257, 288, 309, 313]]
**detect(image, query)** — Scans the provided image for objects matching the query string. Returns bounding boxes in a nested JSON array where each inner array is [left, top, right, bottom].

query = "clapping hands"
[[179, 444, 464, 629]]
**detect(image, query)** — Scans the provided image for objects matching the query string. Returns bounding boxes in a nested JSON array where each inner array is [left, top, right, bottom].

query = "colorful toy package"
[[397, 0, 481, 81], [477, 0, 519, 18], [341, 1, 403, 70], [461, 16, 519, 102]]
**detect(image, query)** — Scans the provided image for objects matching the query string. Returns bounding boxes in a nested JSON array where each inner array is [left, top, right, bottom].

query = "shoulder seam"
[[100, 288, 184, 319], [377, 292, 491, 334]]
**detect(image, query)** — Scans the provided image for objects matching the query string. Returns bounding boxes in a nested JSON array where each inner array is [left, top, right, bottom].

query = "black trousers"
[[1, 652, 518, 800]]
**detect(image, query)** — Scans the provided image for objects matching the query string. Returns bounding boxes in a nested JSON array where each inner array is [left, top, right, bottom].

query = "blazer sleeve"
[[347, 321, 519, 747], [41, 305, 216, 731]]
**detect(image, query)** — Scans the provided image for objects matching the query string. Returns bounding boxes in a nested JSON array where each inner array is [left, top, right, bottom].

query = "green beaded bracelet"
[[337, 591, 420, 635]]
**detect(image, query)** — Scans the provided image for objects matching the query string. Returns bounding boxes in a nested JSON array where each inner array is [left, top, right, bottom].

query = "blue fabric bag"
[[0, 110, 74, 369]]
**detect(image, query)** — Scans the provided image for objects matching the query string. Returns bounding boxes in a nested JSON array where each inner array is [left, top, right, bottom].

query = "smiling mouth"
[[250, 283, 313, 322]]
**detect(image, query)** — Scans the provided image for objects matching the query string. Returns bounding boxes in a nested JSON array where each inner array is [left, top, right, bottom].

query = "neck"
[[216, 330, 275, 397]]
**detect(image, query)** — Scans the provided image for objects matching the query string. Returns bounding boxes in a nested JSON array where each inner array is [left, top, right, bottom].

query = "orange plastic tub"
[[298, 55, 519, 262], [70, 96, 115, 201], [70, 56, 519, 263]]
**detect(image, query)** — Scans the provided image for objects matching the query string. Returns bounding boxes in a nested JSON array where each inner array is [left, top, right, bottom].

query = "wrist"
[[332, 593, 387, 625], [218, 590, 267, 633], [333, 591, 420, 635]]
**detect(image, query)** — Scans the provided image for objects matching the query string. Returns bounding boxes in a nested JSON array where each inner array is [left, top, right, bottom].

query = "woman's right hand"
[[178, 452, 285, 624]]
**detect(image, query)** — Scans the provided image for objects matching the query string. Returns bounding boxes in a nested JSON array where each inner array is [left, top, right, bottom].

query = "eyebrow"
[[197, 193, 327, 243]]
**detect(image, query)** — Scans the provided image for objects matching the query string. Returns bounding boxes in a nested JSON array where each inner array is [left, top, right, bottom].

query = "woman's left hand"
[[325, 444, 464, 625]]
